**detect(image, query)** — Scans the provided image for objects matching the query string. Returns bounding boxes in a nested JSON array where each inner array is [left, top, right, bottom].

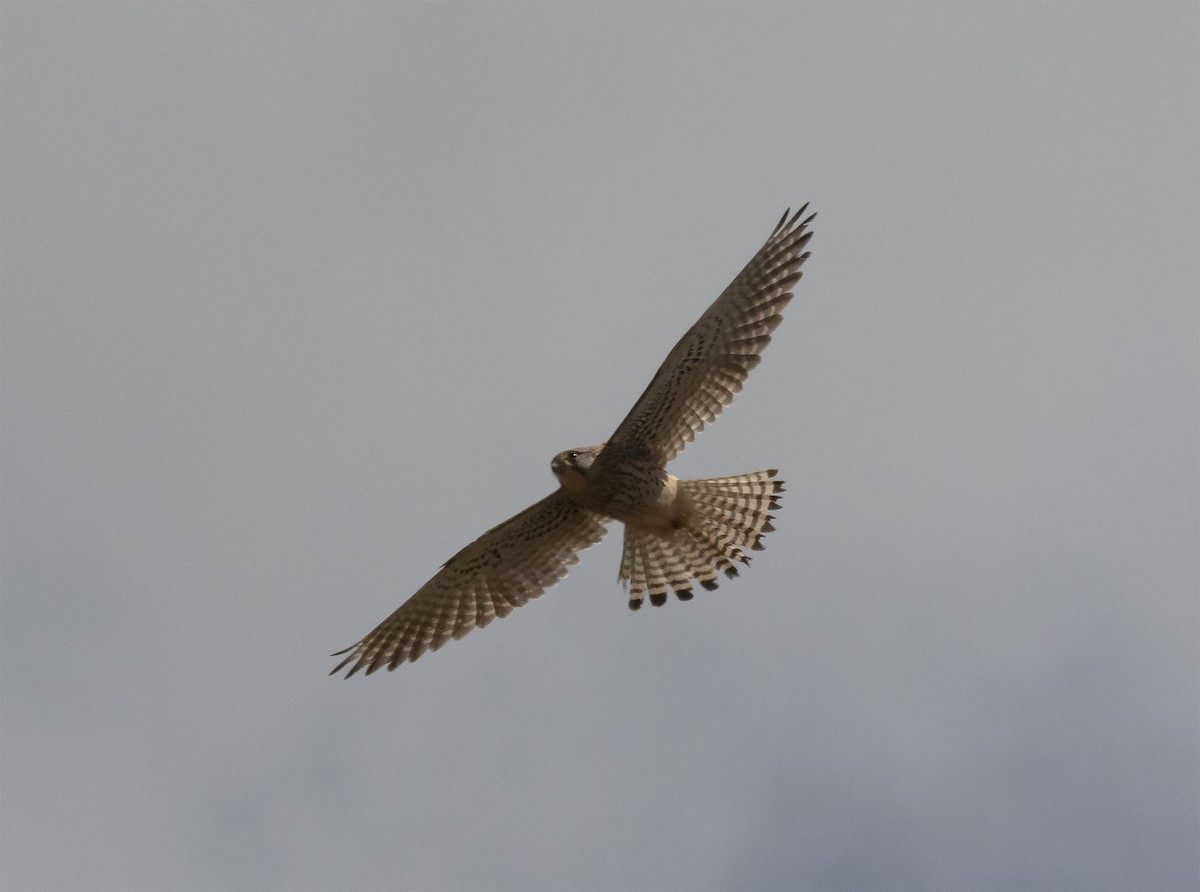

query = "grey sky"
[[2, 3, 1197, 891]]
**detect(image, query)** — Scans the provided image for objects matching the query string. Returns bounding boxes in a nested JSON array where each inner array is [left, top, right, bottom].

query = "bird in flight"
[[332, 206, 815, 677]]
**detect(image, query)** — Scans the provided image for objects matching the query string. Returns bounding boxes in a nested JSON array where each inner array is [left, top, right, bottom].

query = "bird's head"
[[551, 445, 604, 494]]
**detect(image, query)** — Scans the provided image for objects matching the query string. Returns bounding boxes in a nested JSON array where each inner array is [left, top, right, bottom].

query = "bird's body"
[[332, 206, 814, 676], [552, 444, 676, 530]]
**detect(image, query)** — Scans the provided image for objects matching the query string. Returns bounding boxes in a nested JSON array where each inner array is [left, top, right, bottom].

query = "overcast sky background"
[[2, 4, 1197, 891]]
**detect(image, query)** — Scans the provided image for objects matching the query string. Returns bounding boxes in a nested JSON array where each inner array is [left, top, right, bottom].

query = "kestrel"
[[332, 206, 815, 676]]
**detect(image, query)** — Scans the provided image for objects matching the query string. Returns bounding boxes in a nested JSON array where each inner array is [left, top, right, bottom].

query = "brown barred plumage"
[[332, 207, 814, 676], [620, 471, 784, 609]]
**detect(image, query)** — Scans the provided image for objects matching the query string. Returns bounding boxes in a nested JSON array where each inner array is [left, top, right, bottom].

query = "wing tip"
[[775, 203, 816, 237], [329, 655, 361, 678]]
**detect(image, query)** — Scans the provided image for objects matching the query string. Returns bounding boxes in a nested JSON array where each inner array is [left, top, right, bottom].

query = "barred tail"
[[619, 470, 783, 609]]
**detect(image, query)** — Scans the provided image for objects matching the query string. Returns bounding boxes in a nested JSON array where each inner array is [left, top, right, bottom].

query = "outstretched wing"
[[603, 207, 814, 465], [331, 491, 608, 676]]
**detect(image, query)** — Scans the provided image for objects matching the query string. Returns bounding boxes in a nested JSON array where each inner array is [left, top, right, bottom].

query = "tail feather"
[[620, 470, 783, 609], [641, 533, 671, 606]]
